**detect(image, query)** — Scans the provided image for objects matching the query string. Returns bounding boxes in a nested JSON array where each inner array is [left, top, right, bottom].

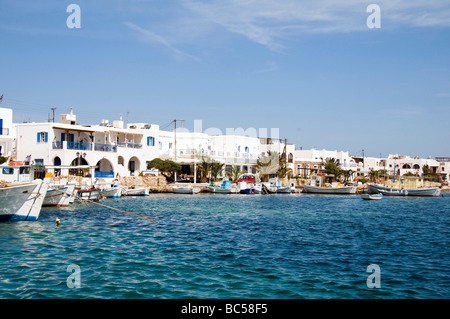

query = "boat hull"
[[303, 184, 357, 194], [100, 187, 122, 198], [0, 179, 49, 221], [76, 188, 101, 201], [361, 194, 383, 200], [44, 184, 76, 207], [172, 187, 201, 194], [367, 183, 441, 197], [208, 186, 232, 194], [123, 187, 150, 196]]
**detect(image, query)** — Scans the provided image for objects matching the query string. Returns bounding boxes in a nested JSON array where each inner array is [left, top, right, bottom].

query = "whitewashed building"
[[0, 107, 15, 157], [15, 108, 160, 178]]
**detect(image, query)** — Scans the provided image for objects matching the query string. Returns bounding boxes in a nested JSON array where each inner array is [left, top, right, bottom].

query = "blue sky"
[[1, 0, 449, 158]]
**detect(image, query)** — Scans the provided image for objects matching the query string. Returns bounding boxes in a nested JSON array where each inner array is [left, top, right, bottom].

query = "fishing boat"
[[367, 183, 440, 197], [44, 183, 76, 207], [75, 186, 101, 201], [276, 186, 291, 194], [378, 189, 408, 197], [122, 186, 150, 196], [238, 181, 261, 194], [303, 175, 357, 194], [0, 178, 50, 221], [361, 193, 383, 200], [208, 180, 234, 194], [172, 185, 201, 194], [99, 187, 122, 198]]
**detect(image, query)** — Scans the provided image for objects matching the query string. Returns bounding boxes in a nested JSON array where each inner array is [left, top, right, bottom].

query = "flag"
[[0, 95, 3, 103]]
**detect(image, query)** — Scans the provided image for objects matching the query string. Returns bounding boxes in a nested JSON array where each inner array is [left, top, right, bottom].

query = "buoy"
[[56, 217, 61, 227]]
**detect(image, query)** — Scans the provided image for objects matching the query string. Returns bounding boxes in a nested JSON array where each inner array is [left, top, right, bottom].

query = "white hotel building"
[[3, 107, 449, 183]]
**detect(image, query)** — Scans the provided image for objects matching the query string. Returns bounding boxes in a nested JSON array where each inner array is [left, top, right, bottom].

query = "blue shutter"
[[147, 136, 150, 146], [152, 137, 155, 146], [37, 132, 41, 142], [0, 119, 3, 135], [44, 132, 48, 142]]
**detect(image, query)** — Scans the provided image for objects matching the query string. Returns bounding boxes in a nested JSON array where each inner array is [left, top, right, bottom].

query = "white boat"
[[99, 187, 122, 198], [208, 180, 234, 194], [276, 186, 291, 194], [367, 183, 440, 197], [303, 175, 357, 194], [75, 187, 101, 201], [43, 183, 76, 207], [172, 185, 201, 194], [303, 184, 357, 194], [378, 189, 408, 197], [361, 193, 383, 200], [0, 178, 50, 221], [238, 182, 261, 194], [122, 186, 150, 196]]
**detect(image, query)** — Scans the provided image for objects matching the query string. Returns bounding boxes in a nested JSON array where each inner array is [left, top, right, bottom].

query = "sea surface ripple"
[[1, 193, 449, 299]]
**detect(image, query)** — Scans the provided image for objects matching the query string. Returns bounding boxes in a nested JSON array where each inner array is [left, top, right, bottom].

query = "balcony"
[[117, 142, 142, 149], [52, 141, 117, 152]]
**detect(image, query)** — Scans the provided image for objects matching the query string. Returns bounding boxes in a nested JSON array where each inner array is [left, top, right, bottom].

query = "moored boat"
[[44, 183, 76, 207], [99, 187, 122, 198], [303, 184, 357, 194], [0, 178, 50, 221], [378, 189, 408, 197], [361, 193, 383, 200], [303, 175, 357, 194], [208, 180, 234, 194], [75, 186, 101, 201], [122, 186, 150, 196], [367, 183, 440, 197], [172, 185, 201, 194]]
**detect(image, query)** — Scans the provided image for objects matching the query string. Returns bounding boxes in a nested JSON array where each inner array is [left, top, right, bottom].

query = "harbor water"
[[0, 193, 449, 299]]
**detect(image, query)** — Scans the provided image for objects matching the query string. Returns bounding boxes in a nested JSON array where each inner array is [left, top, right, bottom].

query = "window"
[[147, 136, 155, 147], [19, 167, 30, 174], [35, 159, 44, 166], [37, 132, 48, 143], [2, 167, 14, 175]]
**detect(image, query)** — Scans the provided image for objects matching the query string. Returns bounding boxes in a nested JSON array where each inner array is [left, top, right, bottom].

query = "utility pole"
[[51, 108, 56, 122]]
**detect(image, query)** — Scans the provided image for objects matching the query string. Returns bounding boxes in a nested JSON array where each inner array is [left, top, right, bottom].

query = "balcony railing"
[[94, 171, 115, 178], [67, 142, 93, 151], [117, 142, 142, 149], [52, 141, 117, 152], [94, 143, 117, 152]]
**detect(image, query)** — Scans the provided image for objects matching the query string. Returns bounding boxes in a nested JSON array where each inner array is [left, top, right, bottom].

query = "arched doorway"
[[53, 156, 61, 176], [69, 155, 89, 176], [128, 156, 140, 176], [95, 158, 114, 178]]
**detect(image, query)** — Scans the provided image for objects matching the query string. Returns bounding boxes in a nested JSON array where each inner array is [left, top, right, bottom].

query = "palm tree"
[[255, 151, 279, 182], [211, 161, 225, 181], [369, 170, 379, 183], [198, 157, 211, 182], [228, 165, 242, 182]]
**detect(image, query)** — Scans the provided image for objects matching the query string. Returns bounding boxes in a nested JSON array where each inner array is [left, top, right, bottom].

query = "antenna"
[[51, 107, 56, 122]]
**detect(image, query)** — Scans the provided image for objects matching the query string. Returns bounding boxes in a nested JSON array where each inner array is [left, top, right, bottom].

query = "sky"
[[0, 0, 449, 158]]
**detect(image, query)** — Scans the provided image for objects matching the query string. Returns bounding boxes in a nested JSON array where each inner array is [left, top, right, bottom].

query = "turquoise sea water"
[[0, 193, 449, 299]]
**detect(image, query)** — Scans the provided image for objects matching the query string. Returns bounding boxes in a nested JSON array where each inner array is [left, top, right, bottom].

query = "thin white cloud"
[[179, 0, 450, 51], [253, 61, 279, 74], [124, 22, 201, 62]]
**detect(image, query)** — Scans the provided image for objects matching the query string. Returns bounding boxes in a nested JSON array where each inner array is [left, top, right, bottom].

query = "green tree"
[[211, 160, 225, 181], [198, 157, 212, 182], [147, 158, 181, 182], [228, 165, 242, 182], [255, 151, 279, 182], [369, 170, 379, 182], [322, 157, 341, 177]]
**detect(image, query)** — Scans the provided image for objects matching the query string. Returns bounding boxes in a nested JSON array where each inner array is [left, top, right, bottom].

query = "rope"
[[49, 186, 156, 221]]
